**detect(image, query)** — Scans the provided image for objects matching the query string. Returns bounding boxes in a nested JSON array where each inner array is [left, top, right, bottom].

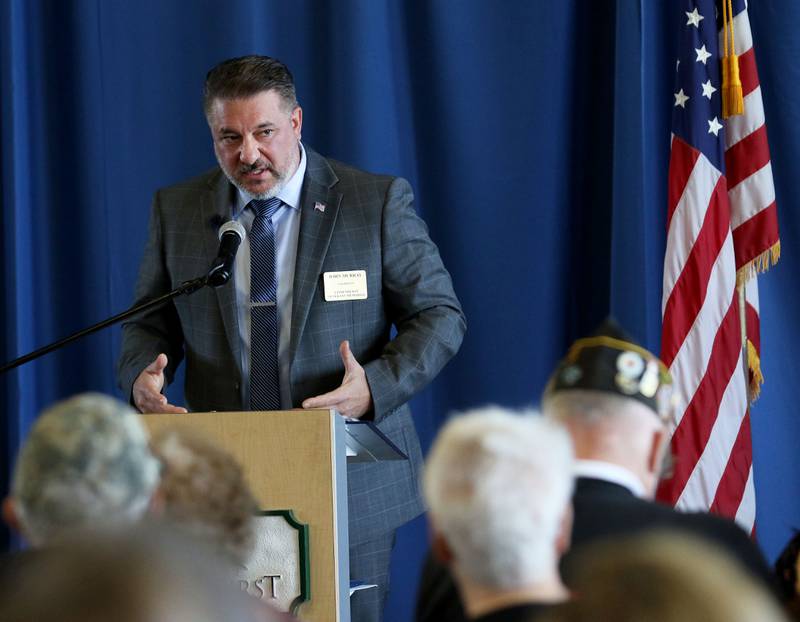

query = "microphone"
[[206, 220, 246, 287]]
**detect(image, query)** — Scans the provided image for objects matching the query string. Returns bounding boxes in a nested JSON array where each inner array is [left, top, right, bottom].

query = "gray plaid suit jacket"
[[117, 146, 466, 544]]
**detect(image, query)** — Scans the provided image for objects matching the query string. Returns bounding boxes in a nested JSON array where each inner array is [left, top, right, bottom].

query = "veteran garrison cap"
[[545, 318, 673, 416]]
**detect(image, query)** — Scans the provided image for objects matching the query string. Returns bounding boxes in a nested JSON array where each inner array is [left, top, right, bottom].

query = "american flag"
[[657, 0, 779, 531]]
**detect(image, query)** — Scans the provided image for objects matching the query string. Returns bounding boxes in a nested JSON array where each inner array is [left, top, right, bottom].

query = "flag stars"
[[674, 88, 690, 108], [695, 45, 712, 65], [708, 117, 723, 136], [686, 7, 704, 27], [701, 80, 717, 100]]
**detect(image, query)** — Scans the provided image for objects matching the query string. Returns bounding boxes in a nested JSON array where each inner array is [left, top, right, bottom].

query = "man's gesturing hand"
[[302, 340, 373, 419], [132, 353, 187, 414]]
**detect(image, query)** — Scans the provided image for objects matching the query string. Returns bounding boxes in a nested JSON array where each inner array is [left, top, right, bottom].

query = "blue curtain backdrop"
[[2, 1, 799, 620]]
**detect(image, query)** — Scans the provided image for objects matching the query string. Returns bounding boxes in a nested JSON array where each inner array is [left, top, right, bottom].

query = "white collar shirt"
[[232, 142, 307, 408], [573, 459, 647, 498]]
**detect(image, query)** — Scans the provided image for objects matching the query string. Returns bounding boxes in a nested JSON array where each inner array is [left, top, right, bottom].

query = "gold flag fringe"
[[736, 241, 781, 287]]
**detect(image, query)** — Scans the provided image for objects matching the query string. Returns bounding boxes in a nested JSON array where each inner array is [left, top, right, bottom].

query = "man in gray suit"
[[117, 55, 465, 621]]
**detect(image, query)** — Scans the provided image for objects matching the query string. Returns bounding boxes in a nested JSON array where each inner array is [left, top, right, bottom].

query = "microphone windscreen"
[[218, 220, 245, 241]]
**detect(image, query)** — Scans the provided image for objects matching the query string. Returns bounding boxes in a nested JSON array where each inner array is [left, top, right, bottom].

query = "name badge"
[[323, 270, 368, 301]]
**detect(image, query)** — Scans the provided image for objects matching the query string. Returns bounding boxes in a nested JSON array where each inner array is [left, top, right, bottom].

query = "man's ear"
[[647, 427, 668, 475], [147, 487, 166, 517], [2, 497, 21, 535], [431, 530, 455, 566], [291, 106, 303, 139], [556, 502, 574, 557]]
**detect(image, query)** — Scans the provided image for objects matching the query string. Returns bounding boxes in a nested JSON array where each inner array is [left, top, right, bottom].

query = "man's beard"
[[222, 160, 287, 200]]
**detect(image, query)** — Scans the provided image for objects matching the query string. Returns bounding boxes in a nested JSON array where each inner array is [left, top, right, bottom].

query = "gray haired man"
[[3, 392, 160, 546], [423, 407, 574, 621]]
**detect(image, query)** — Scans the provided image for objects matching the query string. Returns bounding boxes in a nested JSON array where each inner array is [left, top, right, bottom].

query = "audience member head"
[[542, 319, 673, 496], [539, 531, 787, 622], [775, 530, 800, 619], [151, 427, 258, 566], [0, 524, 291, 622], [423, 406, 574, 616], [3, 392, 160, 546]]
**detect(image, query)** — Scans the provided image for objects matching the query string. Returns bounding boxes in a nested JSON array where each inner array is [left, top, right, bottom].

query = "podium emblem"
[[237, 510, 310, 614]]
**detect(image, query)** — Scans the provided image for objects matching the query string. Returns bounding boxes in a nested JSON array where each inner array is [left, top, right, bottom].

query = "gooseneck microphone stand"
[[0, 275, 209, 374], [1, 217, 243, 375]]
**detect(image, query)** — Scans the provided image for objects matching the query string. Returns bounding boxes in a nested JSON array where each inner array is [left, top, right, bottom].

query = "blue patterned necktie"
[[249, 197, 282, 410]]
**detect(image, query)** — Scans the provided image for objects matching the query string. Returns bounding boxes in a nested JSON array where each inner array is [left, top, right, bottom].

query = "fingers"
[[339, 340, 363, 375], [133, 353, 186, 414], [159, 403, 188, 414], [136, 390, 166, 412], [146, 353, 169, 374], [133, 386, 187, 414], [339, 340, 351, 365], [135, 392, 187, 415], [302, 387, 345, 410], [304, 341, 371, 418], [304, 341, 358, 407], [302, 376, 371, 418]]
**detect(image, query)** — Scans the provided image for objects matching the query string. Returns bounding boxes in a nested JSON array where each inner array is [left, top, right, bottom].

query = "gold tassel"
[[722, 55, 744, 118], [721, 0, 745, 118], [747, 339, 763, 401]]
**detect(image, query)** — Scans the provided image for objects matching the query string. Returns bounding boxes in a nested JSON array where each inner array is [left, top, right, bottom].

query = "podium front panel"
[[143, 409, 349, 622]]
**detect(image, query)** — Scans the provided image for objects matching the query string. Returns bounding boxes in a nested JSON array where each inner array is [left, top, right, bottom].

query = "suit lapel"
[[289, 149, 342, 367], [199, 170, 242, 372]]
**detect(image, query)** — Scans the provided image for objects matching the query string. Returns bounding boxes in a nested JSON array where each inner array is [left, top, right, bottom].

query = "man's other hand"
[[302, 340, 373, 419], [132, 353, 187, 414]]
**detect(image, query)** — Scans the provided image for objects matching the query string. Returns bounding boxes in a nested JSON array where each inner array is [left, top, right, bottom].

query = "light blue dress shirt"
[[232, 143, 307, 408]]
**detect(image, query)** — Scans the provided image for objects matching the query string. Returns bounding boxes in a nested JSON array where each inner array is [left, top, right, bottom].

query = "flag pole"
[[738, 282, 750, 404]]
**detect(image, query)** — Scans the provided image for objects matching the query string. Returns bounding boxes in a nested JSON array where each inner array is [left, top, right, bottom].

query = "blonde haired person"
[[151, 427, 258, 566], [539, 532, 787, 622]]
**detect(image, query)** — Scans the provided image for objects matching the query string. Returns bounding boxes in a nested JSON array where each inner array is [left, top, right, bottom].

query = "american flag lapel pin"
[[314, 201, 326, 213]]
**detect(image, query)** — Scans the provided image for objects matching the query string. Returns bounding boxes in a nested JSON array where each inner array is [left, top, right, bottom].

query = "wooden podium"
[[143, 409, 352, 622]]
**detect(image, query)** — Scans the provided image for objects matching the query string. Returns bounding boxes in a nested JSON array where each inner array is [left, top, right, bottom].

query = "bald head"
[[542, 389, 669, 497]]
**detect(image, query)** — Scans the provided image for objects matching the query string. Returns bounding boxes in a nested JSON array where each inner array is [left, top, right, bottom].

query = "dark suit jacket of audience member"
[[415, 476, 776, 622], [474, 602, 558, 622]]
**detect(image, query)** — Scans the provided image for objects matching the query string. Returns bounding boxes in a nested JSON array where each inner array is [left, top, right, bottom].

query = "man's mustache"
[[238, 161, 282, 179]]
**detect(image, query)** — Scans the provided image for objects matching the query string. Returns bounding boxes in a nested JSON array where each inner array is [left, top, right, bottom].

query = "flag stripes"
[[726, 126, 770, 188], [732, 201, 779, 269], [659, 0, 779, 531], [710, 410, 753, 517]]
